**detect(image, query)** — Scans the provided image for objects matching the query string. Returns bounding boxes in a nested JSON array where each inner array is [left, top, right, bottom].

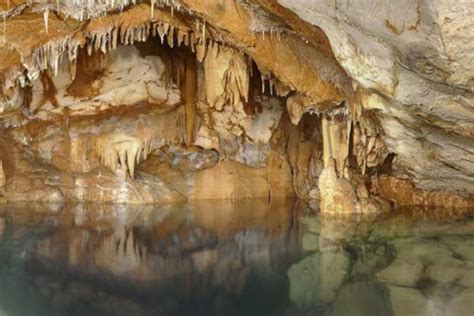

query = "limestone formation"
[[0, 0, 472, 210]]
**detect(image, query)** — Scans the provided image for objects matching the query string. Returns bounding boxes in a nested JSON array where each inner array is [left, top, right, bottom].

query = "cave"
[[0, 1, 473, 315]]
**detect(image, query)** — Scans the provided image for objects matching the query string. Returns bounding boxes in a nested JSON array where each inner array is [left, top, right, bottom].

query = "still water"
[[0, 200, 473, 316]]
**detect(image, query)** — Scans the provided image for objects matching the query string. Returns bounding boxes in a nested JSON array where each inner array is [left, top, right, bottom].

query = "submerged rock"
[[387, 286, 429, 316], [288, 250, 350, 308], [328, 281, 392, 316], [376, 257, 424, 287]]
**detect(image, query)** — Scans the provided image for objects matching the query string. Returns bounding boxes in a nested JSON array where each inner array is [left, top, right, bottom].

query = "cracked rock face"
[[0, 0, 472, 209]]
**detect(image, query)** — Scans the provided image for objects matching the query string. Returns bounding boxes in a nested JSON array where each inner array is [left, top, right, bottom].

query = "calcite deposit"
[[0, 0, 472, 212]]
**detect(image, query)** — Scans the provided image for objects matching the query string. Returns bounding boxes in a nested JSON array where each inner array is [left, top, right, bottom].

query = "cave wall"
[[277, 0, 474, 196], [0, 0, 473, 211]]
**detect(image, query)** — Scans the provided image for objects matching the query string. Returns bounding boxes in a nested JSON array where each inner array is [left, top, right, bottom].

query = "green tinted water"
[[0, 201, 472, 316]]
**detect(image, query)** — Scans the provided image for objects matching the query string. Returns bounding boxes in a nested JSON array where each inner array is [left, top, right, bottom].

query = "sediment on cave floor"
[[0, 0, 473, 212]]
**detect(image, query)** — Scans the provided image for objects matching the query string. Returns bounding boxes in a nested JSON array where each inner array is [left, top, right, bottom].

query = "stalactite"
[[184, 53, 197, 146], [1, 3, 204, 117], [190, 32, 195, 52], [151, 0, 156, 19], [203, 43, 249, 111], [40, 70, 59, 108], [111, 27, 118, 49], [195, 41, 207, 62], [18, 36, 80, 86], [43, 9, 49, 34], [0, 160, 5, 188], [322, 116, 331, 169], [351, 122, 388, 174], [167, 25, 175, 47], [177, 29, 186, 47], [2, 15, 6, 44], [321, 115, 351, 176], [69, 58, 77, 81], [201, 19, 206, 43], [96, 135, 150, 179]]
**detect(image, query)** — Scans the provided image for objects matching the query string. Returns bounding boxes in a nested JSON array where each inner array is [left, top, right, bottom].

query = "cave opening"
[[1, 15, 321, 204]]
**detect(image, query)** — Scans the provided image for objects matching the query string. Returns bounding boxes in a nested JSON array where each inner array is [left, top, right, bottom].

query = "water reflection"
[[292, 207, 474, 316], [0, 199, 302, 316], [0, 201, 473, 316]]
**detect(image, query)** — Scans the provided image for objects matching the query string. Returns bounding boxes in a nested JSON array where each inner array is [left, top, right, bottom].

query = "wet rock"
[[328, 281, 392, 316], [387, 286, 429, 316], [378, 236, 474, 288], [302, 233, 319, 252], [167, 147, 219, 172], [429, 260, 474, 288], [190, 155, 295, 200], [66, 170, 186, 204], [5, 185, 64, 203], [374, 175, 474, 209], [370, 213, 474, 240], [440, 236, 474, 261], [376, 257, 424, 287], [349, 243, 395, 278], [446, 289, 474, 316], [288, 249, 350, 308], [300, 216, 321, 235]]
